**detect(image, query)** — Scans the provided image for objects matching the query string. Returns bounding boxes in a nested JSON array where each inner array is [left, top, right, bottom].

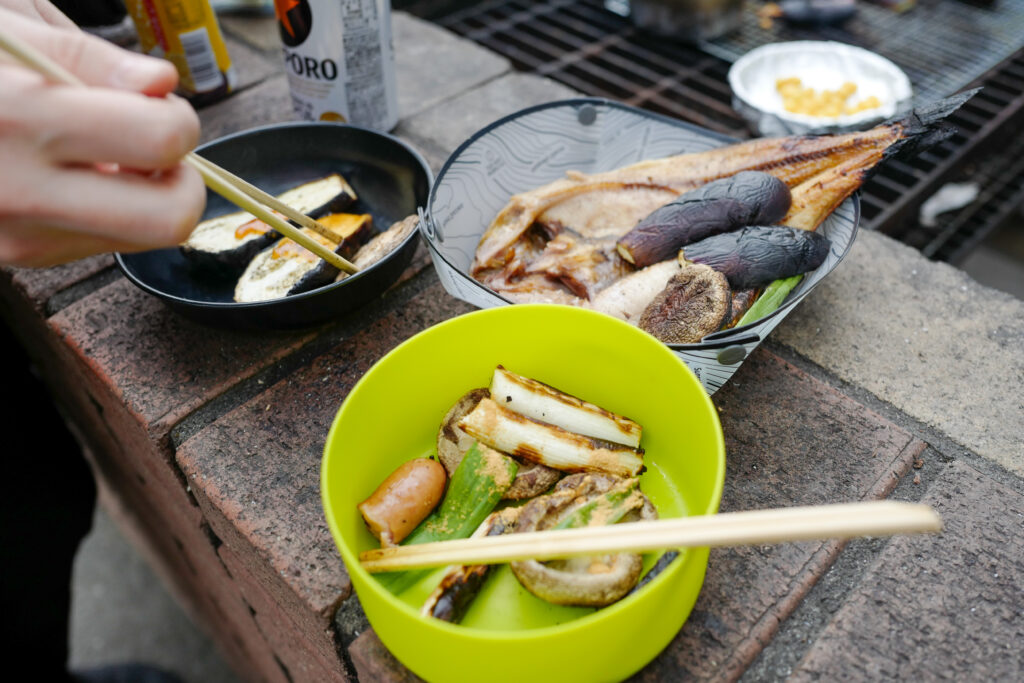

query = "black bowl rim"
[[422, 96, 860, 351], [115, 121, 433, 313]]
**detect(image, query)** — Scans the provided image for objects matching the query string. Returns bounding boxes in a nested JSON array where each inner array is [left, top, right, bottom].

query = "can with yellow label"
[[275, 0, 398, 131], [123, 0, 237, 105]]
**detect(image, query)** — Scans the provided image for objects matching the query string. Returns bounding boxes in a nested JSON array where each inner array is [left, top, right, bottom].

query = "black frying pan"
[[115, 122, 432, 330]]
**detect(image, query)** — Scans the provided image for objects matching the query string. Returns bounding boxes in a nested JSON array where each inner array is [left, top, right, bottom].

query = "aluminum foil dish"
[[728, 41, 913, 136]]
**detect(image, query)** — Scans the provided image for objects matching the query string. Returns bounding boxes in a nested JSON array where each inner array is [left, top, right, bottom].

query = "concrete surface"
[[772, 229, 1024, 477], [70, 506, 240, 683]]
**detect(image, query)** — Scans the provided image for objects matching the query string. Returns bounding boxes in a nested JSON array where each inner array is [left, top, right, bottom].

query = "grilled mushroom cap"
[[510, 473, 657, 607], [638, 262, 732, 344], [437, 388, 561, 500]]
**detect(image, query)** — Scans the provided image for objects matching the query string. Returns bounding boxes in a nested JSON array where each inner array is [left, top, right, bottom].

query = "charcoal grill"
[[398, 0, 1024, 266]]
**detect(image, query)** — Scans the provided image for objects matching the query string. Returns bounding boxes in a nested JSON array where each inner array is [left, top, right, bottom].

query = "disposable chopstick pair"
[[358, 500, 942, 573], [0, 28, 358, 275]]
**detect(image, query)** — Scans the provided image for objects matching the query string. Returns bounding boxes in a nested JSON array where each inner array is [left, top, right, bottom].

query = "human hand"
[[0, 5, 204, 267]]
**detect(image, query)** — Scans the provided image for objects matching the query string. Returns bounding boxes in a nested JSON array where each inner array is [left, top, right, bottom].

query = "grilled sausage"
[[358, 458, 447, 546]]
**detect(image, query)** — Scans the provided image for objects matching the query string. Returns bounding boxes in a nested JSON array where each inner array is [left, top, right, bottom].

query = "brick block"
[[199, 75, 295, 144], [396, 72, 580, 171], [631, 350, 923, 682], [350, 630, 424, 683], [1, 255, 112, 314], [790, 460, 1024, 681], [773, 229, 1024, 476], [393, 12, 509, 120], [49, 277, 316, 436], [220, 544, 350, 683], [177, 279, 473, 626]]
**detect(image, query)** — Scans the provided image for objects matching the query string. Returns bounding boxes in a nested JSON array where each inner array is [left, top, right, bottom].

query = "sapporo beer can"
[[124, 0, 237, 105], [275, 0, 399, 131]]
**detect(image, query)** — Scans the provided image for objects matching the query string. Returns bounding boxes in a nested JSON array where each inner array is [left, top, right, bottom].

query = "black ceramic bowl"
[[116, 122, 432, 330]]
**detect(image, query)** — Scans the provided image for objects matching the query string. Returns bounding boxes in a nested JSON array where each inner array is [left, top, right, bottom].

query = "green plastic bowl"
[[322, 305, 725, 683]]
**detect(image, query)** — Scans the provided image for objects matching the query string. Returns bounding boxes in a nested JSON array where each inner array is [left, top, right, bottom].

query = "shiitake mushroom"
[[510, 473, 657, 607], [638, 263, 732, 344]]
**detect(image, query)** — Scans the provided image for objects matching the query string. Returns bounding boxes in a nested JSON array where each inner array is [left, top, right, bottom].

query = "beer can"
[[275, 0, 399, 131], [124, 0, 237, 105]]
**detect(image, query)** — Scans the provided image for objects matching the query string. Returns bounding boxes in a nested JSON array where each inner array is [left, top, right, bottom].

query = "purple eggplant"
[[680, 225, 831, 290], [617, 171, 791, 268]]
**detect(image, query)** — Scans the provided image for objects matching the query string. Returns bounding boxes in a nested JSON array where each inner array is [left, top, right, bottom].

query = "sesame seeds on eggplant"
[[181, 174, 357, 275]]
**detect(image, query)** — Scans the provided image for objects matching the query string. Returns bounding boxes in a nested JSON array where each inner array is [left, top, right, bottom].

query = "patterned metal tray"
[[420, 99, 859, 394]]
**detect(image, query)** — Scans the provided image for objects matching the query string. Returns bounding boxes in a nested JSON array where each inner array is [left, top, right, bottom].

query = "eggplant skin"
[[179, 234, 277, 279], [638, 263, 731, 344], [617, 171, 791, 267], [681, 225, 831, 290]]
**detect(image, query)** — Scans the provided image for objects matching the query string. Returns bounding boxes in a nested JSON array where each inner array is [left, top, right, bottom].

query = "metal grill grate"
[[403, 0, 1024, 258], [706, 0, 1024, 107]]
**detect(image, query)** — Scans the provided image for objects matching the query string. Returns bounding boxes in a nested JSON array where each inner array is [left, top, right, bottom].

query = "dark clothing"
[[0, 323, 95, 680]]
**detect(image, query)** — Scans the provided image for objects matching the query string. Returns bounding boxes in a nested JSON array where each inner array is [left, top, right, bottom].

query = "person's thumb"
[[2, 7, 179, 96]]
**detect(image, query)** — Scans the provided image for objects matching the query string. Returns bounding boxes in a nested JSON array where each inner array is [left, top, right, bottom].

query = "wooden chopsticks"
[[0, 27, 359, 275], [358, 500, 942, 573]]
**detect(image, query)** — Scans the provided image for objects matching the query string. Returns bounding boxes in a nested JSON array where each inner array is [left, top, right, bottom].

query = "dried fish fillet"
[[472, 92, 973, 273]]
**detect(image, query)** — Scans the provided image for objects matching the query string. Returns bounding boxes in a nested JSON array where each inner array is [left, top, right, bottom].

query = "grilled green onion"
[[490, 366, 642, 448], [458, 398, 644, 477]]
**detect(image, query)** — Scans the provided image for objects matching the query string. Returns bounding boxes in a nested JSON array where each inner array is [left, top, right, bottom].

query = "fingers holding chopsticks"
[[13, 76, 200, 169], [0, 5, 205, 267], [0, 160, 205, 266]]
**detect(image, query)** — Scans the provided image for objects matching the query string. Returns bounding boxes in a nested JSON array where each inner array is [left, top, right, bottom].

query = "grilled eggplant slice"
[[680, 225, 831, 290], [234, 213, 372, 302], [617, 171, 791, 268], [638, 263, 732, 344], [181, 174, 357, 275]]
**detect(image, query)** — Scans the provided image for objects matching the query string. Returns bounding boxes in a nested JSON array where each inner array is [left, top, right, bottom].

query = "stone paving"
[[3, 10, 1023, 683]]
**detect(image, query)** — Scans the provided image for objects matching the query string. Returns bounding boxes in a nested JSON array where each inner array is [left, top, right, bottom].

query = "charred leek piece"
[[375, 443, 517, 596], [458, 398, 644, 477], [490, 366, 642, 448], [420, 508, 519, 623]]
